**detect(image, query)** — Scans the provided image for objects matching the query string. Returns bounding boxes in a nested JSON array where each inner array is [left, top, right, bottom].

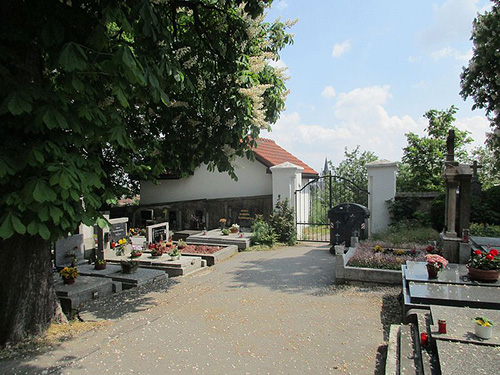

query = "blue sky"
[[262, 0, 491, 172]]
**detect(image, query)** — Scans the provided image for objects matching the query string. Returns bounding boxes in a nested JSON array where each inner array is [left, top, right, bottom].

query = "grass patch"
[[370, 225, 440, 245], [0, 321, 109, 360]]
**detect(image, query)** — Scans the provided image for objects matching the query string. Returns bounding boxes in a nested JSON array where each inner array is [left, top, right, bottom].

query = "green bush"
[[471, 185, 500, 225], [251, 215, 277, 246], [387, 197, 431, 227], [470, 223, 500, 237], [370, 223, 440, 245], [270, 198, 297, 245]]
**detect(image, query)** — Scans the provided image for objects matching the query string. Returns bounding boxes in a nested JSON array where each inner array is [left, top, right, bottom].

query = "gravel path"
[[1, 243, 401, 375]]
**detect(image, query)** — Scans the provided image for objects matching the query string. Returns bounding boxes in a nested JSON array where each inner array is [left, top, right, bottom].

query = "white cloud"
[[419, 0, 482, 46], [267, 59, 288, 70], [275, 0, 289, 10], [455, 115, 491, 149], [265, 86, 424, 169], [332, 40, 351, 58], [430, 47, 472, 61], [321, 86, 336, 99], [408, 55, 422, 63], [264, 86, 490, 171]]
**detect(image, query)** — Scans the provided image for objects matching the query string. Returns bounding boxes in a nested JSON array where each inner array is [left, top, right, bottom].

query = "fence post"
[[366, 160, 398, 235]]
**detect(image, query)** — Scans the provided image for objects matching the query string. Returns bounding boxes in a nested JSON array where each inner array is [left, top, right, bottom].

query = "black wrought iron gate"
[[294, 175, 369, 242]]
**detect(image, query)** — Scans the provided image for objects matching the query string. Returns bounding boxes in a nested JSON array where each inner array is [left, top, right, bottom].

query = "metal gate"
[[295, 175, 369, 242]]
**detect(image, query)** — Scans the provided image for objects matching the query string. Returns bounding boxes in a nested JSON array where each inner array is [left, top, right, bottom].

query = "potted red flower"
[[467, 248, 500, 282]]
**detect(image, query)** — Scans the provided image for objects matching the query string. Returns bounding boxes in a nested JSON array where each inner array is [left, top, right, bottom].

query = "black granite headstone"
[[109, 222, 127, 243]]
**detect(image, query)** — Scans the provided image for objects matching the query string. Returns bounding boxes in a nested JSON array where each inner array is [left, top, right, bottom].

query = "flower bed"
[[347, 241, 427, 270], [179, 244, 223, 254]]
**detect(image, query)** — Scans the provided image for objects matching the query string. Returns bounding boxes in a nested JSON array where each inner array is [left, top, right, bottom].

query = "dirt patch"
[[179, 244, 223, 254], [0, 321, 109, 361]]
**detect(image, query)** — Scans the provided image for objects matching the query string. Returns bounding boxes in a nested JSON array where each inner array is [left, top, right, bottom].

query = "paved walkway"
[[1, 243, 396, 374]]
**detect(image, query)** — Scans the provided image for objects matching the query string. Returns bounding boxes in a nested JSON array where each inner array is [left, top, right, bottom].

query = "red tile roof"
[[254, 138, 318, 177]]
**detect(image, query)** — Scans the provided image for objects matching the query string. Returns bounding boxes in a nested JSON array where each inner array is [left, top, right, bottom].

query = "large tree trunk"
[[0, 234, 57, 345]]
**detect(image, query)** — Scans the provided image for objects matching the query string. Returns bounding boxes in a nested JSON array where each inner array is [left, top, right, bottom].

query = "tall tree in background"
[[461, 0, 500, 172], [0, 0, 292, 344], [398, 106, 472, 192]]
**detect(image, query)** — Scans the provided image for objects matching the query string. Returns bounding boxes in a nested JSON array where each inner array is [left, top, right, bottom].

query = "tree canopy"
[[398, 106, 472, 192], [0, 0, 293, 344], [460, 0, 500, 171], [0, 0, 293, 242]]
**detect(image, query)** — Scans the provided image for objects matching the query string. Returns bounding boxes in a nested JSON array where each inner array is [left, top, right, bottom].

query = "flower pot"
[[467, 267, 500, 282], [130, 252, 142, 258], [426, 264, 439, 279], [95, 263, 106, 270], [121, 263, 139, 274], [475, 324, 493, 339], [230, 228, 238, 233], [63, 278, 75, 285]]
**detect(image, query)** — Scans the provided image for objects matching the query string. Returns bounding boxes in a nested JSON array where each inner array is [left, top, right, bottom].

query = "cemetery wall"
[[136, 195, 273, 230], [140, 156, 272, 205]]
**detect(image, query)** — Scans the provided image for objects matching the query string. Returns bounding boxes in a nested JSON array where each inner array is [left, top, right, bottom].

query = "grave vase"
[[467, 267, 499, 282], [475, 324, 493, 339], [426, 264, 439, 279], [63, 277, 75, 285]]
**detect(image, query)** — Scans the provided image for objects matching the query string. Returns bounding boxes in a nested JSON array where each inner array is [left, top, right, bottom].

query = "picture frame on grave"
[[147, 222, 169, 244]]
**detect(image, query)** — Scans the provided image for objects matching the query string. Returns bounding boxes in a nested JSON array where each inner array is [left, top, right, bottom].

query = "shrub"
[[370, 223, 440, 245], [470, 223, 500, 237], [270, 198, 297, 245], [251, 215, 277, 246]]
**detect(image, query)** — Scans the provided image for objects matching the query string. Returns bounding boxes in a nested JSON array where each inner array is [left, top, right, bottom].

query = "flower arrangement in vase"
[[473, 316, 494, 339], [60, 266, 79, 284], [168, 247, 181, 261], [467, 248, 500, 282], [425, 254, 448, 278], [112, 238, 128, 256]]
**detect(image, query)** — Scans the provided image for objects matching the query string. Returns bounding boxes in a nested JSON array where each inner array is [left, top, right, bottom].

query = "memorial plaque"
[[109, 222, 127, 243]]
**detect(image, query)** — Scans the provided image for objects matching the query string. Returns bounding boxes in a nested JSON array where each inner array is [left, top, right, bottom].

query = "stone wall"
[[117, 195, 273, 231]]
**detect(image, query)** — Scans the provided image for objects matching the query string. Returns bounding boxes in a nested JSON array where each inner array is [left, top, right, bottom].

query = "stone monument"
[[442, 130, 472, 263]]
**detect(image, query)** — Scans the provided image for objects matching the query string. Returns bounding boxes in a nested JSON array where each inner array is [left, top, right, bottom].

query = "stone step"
[[400, 324, 419, 375], [385, 325, 400, 375]]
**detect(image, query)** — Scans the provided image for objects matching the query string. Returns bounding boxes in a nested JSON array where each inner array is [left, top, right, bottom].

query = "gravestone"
[[109, 219, 128, 243], [55, 234, 86, 268], [147, 222, 169, 243], [328, 203, 369, 249], [237, 209, 252, 230]]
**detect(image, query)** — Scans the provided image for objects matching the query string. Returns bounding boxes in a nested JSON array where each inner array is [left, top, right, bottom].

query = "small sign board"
[[147, 222, 169, 243]]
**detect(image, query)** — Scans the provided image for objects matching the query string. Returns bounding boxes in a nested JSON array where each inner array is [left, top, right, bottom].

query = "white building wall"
[[140, 156, 272, 205]]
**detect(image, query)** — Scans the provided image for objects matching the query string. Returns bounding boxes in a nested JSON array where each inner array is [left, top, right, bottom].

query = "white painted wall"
[[367, 160, 398, 235], [140, 156, 272, 205]]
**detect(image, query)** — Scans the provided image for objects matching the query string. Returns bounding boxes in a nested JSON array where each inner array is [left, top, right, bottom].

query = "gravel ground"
[[1, 243, 403, 375]]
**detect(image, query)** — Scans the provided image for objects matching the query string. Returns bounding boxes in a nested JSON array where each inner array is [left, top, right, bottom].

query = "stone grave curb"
[[181, 243, 239, 266], [335, 247, 402, 285]]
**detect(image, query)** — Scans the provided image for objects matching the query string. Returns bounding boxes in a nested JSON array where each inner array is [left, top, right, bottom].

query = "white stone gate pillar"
[[270, 162, 303, 209], [366, 160, 398, 235]]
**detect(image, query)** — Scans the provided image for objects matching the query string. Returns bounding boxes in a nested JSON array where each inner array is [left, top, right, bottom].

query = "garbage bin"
[[328, 203, 370, 250]]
